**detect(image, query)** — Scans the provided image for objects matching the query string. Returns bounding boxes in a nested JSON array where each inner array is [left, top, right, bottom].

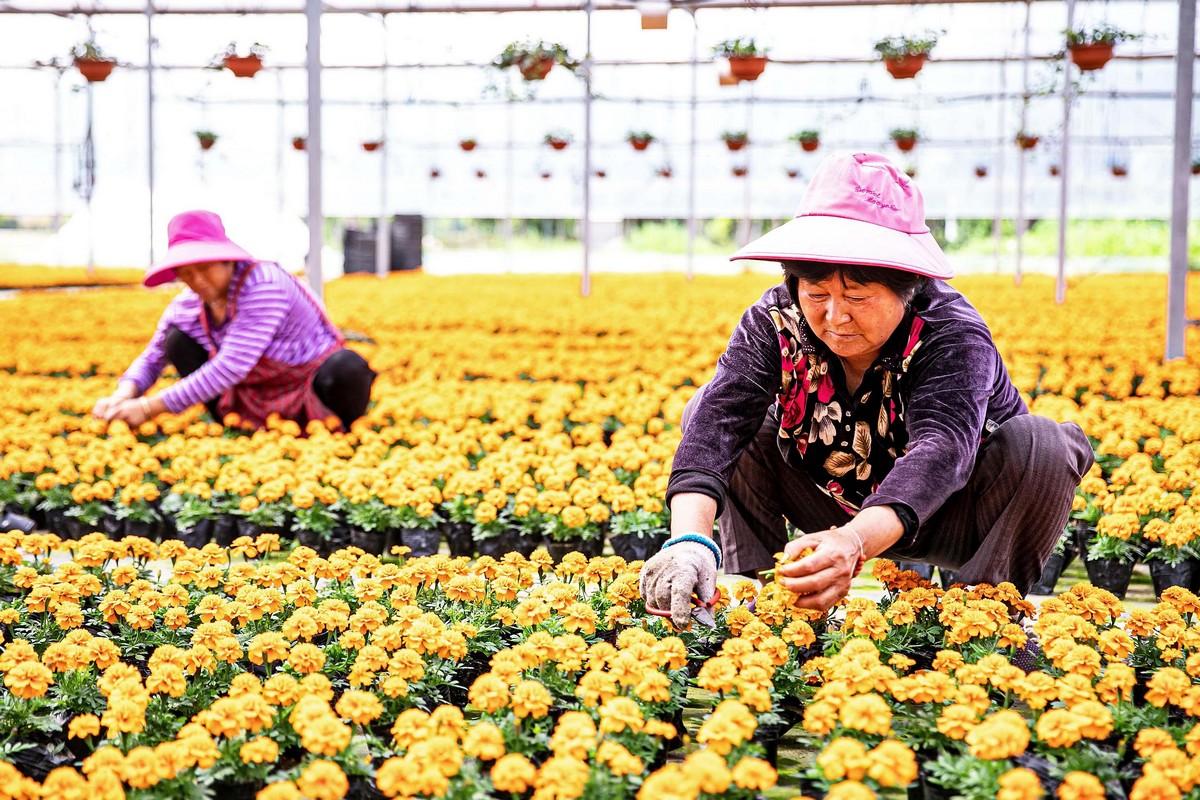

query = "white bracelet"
[[843, 523, 867, 577]]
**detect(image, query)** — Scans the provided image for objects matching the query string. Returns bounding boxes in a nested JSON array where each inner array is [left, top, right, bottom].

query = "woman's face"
[[175, 261, 235, 304], [795, 275, 907, 370]]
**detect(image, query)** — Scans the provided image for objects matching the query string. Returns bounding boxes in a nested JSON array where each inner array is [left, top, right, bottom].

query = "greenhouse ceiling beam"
[[0, 0, 1077, 14]]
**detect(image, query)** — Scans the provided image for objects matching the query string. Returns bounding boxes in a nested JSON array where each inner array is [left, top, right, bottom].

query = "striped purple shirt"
[[122, 261, 341, 413]]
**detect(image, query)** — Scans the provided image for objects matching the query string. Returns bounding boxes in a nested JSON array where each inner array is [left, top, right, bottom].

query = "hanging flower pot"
[[636, 0, 670, 30], [593, 169, 607, 178], [362, 141, 383, 152], [718, 72, 740, 87], [656, 166, 673, 178], [540, 171, 552, 180], [890, 128, 919, 152], [731, 166, 748, 177], [493, 41, 578, 82], [429, 168, 441, 179], [1015, 132, 1040, 151], [1111, 163, 1129, 177], [475, 169, 487, 179], [1067, 42, 1115, 72], [195, 131, 218, 151], [292, 136, 307, 151], [722, 132, 749, 152], [1049, 164, 1061, 177], [904, 166, 917, 178], [1192, 160, 1200, 176], [713, 38, 768, 82], [544, 132, 572, 151], [459, 139, 478, 152], [626, 132, 654, 152], [71, 43, 116, 83], [786, 168, 800, 179], [790, 130, 820, 152], [874, 33, 938, 80], [224, 54, 263, 78], [974, 165, 988, 178]]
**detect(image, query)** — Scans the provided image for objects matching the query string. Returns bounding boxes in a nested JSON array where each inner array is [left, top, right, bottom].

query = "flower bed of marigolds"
[[0, 272, 1199, 798]]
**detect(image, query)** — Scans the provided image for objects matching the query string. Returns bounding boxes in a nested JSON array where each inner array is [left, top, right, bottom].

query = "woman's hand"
[[92, 381, 138, 420], [105, 399, 152, 427], [776, 527, 864, 612]]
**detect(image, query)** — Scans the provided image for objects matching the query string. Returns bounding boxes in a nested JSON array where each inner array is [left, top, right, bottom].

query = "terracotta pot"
[[429, 169, 441, 179], [518, 56, 555, 81], [893, 136, 917, 152], [904, 166, 917, 178], [459, 140, 477, 152], [1192, 163, 1200, 176], [75, 57, 115, 83], [1049, 164, 1061, 176], [292, 137, 306, 151], [223, 54, 263, 79], [975, 166, 988, 178], [724, 138, 748, 152], [629, 138, 652, 151], [727, 55, 767, 82], [362, 141, 383, 152], [1068, 42, 1115, 72], [198, 136, 216, 151], [475, 169, 487, 179], [786, 168, 799, 178], [718, 72, 740, 87], [731, 166, 748, 177], [799, 138, 819, 152], [593, 169, 606, 178], [540, 171, 552, 180], [657, 168, 672, 178], [1016, 135, 1040, 150], [1111, 165, 1129, 177], [884, 54, 927, 80], [546, 139, 569, 151]]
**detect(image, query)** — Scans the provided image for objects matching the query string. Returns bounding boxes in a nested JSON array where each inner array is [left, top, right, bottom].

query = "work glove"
[[639, 541, 718, 629]]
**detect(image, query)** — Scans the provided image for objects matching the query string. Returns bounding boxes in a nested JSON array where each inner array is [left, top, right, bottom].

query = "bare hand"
[[776, 526, 863, 612], [106, 399, 151, 428], [92, 394, 125, 421]]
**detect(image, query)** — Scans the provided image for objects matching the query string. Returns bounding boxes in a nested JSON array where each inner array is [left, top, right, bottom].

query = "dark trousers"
[[164, 325, 376, 430], [681, 386, 1095, 595]]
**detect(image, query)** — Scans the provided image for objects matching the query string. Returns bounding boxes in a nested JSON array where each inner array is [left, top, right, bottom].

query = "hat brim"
[[730, 214, 954, 280], [143, 240, 256, 287]]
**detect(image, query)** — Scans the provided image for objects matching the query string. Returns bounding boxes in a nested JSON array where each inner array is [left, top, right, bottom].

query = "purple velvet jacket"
[[666, 279, 1027, 546]]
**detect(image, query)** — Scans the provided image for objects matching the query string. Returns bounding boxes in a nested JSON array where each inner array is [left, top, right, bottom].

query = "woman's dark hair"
[[781, 259, 929, 307]]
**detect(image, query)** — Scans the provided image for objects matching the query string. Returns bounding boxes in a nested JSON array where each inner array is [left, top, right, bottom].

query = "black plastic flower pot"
[[328, 525, 352, 555], [513, 531, 544, 558], [609, 532, 668, 563], [159, 513, 180, 541], [101, 513, 123, 538], [1029, 551, 1066, 595], [45, 508, 70, 536], [209, 780, 265, 800], [63, 516, 90, 540], [896, 560, 935, 580], [476, 532, 516, 560], [215, 515, 240, 546], [294, 528, 326, 551], [920, 771, 955, 800], [444, 521, 475, 557], [546, 541, 579, 563], [1150, 559, 1197, 600], [179, 518, 214, 549], [1084, 557, 1135, 599], [400, 528, 442, 558], [938, 568, 963, 590], [752, 707, 802, 768], [124, 519, 157, 540], [1072, 522, 1097, 559], [350, 526, 389, 556]]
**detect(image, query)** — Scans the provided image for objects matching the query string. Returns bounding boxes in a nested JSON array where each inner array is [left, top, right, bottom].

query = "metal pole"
[[993, 58, 1005, 272], [1167, 0, 1196, 359], [1014, 0, 1031, 285], [376, 12, 391, 278], [741, 89, 753, 248], [86, 82, 95, 276], [53, 69, 63, 235], [581, 0, 593, 297], [306, 0, 324, 302], [1056, 0, 1075, 304], [146, 0, 156, 265], [686, 7, 699, 281]]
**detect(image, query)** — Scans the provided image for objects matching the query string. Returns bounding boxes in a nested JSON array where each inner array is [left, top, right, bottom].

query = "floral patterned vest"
[[768, 302, 926, 512]]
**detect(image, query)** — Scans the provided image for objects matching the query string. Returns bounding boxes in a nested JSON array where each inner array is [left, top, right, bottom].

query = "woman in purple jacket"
[[92, 210, 376, 432], [640, 153, 1093, 626]]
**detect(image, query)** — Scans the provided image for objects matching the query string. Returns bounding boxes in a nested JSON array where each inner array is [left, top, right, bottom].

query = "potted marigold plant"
[[459, 138, 478, 152], [712, 38, 768, 82], [342, 496, 395, 556], [722, 131, 749, 151], [471, 498, 512, 559], [216, 41, 268, 78], [395, 498, 443, 558], [292, 136, 307, 151], [1083, 511, 1144, 598], [890, 127, 919, 152], [234, 494, 288, 545], [71, 41, 117, 83], [626, 131, 655, 151], [1066, 23, 1138, 72], [544, 505, 603, 563], [493, 40, 579, 82], [543, 130, 572, 150], [290, 488, 340, 553], [608, 506, 668, 563], [873, 31, 939, 79], [441, 493, 479, 557], [790, 130, 821, 152], [113, 483, 162, 540], [1141, 514, 1197, 599], [1015, 131, 1040, 150], [159, 489, 216, 549]]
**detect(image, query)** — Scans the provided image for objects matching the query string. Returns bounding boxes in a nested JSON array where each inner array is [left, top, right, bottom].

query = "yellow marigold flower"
[[68, 714, 100, 740], [1135, 729, 1180, 759], [335, 690, 383, 725], [596, 741, 643, 777], [1128, 773, 1182, 800], [511, 679, 553, 720], [239, 736, 279, 765], [297, 760, 348, 800], [491, 754, 537, 795], [468, 674, 509, 713], [867, 740, 917, 787], [533, 755, 590, 800], [998, 767, 1044, 800], [696, 699, 757, 756], [463, 721, 506, 761], [5, 660, 53, 699], [1145, 667, 1190, 708], [731, 757, 776, 791], [967, 709, 1030, 760], [682, 750, 731, 794], [826, 781, 878, 800], [1057, 772, 1107, 800], [937, 703, 978, 740], [839, 693, 892, 736], [817, 738, 870, 782], [598, 696, 644, 734], [802, 699, 839, 736]]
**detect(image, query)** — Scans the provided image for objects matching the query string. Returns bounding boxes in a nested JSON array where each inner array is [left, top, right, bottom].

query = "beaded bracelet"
[[661, 533, 722, 570]]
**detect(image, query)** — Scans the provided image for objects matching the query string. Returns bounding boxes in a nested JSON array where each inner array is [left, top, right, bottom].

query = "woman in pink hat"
[[640, 152, 1094, 626], [92, 209, 376, 432]]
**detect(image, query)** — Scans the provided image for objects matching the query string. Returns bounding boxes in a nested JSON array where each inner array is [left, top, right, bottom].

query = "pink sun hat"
[[143, 210, 257, 288], [731, 152, 953, 280]]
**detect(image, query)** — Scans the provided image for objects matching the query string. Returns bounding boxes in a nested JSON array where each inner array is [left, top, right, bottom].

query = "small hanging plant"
[[626, 131, 655, 151], [195, 130, 218, 151], [544, 131, 572, 151], [790, 130, 821, 152], [1191, 158, 1200, 177], [712, 38, 768, 82], [721, 131, 749, 152], [71, 42, 117, 83], [475, 169, 487, 179], [656, 165, 673, 178], [459, 138, 478, 152], [292, 136, 307, 151], [362, 140, 383, 152], [217, 42, 268, 79], [1015, 132, 1040, 151], [429, 168, 441, 179], [975, 164, 988, 178], [1049, 164, 1061, 177], [785, 167, 800, 179], [1066, 24, 1138, 72], [540, 170, 552, 180], [904, 165, 918, 179], [593, 169, 607, 178], [873, 32, 939, 80], [731, 166, 749, 178], [1110, 159, 1129, 177], [890, 127, 919, 152], [493, 41, 579, 82]]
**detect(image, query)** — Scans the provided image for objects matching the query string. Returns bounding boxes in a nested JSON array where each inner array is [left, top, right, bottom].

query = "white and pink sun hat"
[[731, 151, 954, 280], [143, 210, 257, 288]]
